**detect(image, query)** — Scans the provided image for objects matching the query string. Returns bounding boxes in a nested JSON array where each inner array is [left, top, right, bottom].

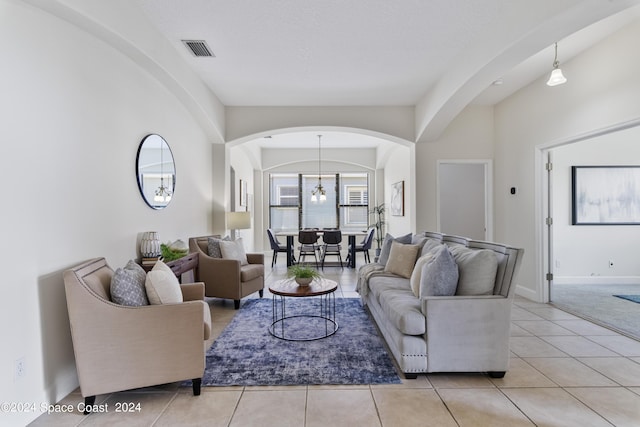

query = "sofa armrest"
[[180, 282, 205, 301], [247, 252, 264, 265], [421, 295, 512, 372]]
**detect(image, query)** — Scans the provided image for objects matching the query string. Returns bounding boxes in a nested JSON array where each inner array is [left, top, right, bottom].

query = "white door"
[[437, 161, 492, 240]]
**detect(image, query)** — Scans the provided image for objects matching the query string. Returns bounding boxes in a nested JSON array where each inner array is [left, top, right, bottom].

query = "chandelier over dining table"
[[311, 134, 326, 203]]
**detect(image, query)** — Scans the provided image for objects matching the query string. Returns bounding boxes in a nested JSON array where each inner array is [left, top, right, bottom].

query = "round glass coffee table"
[[268, 277, 338, 341]]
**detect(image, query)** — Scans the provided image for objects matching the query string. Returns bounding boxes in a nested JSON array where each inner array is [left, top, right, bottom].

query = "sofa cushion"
[[384, 241, 421, 279], [240, 263, 263, 282], [410, 252, 435, 297], [145, 261, 183, 304], [449, 245, 498, 296], [369, 276, 425, 335], [378, 233, 412, 266], [207, 235, 230, 258], [220, 238, 248, 265], [420, 246, 459, 297], [110, 260, 149, 306]]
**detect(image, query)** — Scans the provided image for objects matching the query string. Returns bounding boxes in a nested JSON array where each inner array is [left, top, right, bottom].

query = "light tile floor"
[[30, 256, 640, 426]]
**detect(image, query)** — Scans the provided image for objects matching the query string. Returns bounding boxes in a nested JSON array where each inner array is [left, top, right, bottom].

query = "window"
[[269, 172, 369, 231], [269, 174, 299, 231]]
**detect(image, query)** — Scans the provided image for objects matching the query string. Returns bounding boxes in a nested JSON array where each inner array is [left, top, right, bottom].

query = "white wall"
[[494, 20, 640, 300], [415, 105, 495, 232], [380, 145, 413, 235], [230, 146, 256, 250], [552, 127, 640, 283], [0, 2, 214, 424]]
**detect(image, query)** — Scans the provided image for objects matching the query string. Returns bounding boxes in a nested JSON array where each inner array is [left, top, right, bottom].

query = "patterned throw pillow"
[[207, 235, 230, 258], [110, 260, 149, 306]]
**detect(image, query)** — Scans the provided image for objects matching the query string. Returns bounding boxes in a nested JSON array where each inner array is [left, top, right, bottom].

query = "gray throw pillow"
[[449, 245, 498, 296], [378, 233, 412, 266], [207, 235, 230, 258], [110, 260, 149, 306], [420, 246, 459, 297]]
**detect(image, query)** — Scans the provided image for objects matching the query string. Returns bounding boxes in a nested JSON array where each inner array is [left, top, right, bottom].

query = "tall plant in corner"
[[369, 203, 386, 260]]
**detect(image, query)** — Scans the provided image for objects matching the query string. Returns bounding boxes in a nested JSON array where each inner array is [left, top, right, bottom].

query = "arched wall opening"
[[227, 127, 415, 252]]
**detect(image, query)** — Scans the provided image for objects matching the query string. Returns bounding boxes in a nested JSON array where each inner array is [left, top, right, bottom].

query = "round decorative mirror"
[[136, 134, 176, 209]]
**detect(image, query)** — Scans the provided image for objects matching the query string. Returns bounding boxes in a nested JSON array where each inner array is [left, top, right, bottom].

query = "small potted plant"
[[287, 264, 321, 286], [369, 203, 386, 261]]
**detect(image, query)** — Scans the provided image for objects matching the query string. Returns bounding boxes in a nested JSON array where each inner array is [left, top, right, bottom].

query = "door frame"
[[535, 118, 640, 303], [436, 159, 493, 241]]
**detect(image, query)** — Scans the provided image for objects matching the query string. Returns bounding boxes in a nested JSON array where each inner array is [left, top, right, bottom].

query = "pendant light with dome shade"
[[310, 135, 326, 203], [546, 42, 567, 87]]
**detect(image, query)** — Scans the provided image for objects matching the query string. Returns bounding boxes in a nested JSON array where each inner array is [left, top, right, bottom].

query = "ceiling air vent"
[[182, 40, 214, 57]]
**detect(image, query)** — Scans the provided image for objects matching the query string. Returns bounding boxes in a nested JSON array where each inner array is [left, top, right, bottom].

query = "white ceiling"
[[133, 1, 640, 148]]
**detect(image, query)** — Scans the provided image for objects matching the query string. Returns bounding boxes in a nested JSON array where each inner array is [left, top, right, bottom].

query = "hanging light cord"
[[552, 42, 560, 69]]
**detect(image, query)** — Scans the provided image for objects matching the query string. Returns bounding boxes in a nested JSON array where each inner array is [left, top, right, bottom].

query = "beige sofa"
[[358, 232, 524, 379], [63, 258, 211, 413], [189, 235, 264, 309]]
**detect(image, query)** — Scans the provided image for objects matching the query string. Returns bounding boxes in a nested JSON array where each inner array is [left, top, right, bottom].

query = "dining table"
[[275, 230, 367, 268]]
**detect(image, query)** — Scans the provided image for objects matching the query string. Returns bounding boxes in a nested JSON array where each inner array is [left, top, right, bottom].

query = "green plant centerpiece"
[[160, 240, 189, 262], [287, 264, 321, 286]]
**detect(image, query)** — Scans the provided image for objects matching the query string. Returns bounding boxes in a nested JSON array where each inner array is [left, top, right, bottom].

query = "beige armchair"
[[63, 258, 211, 414], [189, 235, 264, 309]]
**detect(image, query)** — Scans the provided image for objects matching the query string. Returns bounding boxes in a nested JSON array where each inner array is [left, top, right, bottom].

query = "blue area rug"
[[191, 298, 400, 386], [613, 295, 640, 304]]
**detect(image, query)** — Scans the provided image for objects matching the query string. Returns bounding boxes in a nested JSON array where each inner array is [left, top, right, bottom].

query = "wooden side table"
[[140, 252, 198, 283]]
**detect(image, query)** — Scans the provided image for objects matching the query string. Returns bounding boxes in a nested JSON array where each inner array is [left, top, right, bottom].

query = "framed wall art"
[[572, 165, 640, 225], [390, 181, 405, 216], [239, 179, 248, 207]]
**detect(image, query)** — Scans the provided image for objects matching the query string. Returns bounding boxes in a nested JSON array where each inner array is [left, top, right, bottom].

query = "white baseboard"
[[553, 276, 640, 285], [515, 284, 539, 302]]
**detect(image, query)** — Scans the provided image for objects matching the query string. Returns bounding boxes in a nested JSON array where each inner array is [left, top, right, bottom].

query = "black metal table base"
[[269, 292, 338, 341]]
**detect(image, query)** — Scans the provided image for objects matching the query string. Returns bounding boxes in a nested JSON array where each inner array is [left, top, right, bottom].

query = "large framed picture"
[[572, 166, 640, 225], [390, 181, 404, 216], [239, 179, 247, 207]]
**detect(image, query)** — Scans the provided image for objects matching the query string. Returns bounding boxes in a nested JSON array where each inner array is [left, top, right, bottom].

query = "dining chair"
[[321, 229, 343, 269], [298, 230, 320, 268], [266, 229, 291, 267], [346, 227, 375, 264]]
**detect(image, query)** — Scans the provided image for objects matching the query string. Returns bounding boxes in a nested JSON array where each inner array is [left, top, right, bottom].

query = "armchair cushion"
[[110, 260, 149, 306], [240, 264, 264, 282], [145, 261, 183, 304], [219, 238, 248, 265]]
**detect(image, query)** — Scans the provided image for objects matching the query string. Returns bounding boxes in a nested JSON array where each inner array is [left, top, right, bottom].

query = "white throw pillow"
[[219, 238, 249, 265], [145, 260, 183, 304], [410, 252, 435, 297]]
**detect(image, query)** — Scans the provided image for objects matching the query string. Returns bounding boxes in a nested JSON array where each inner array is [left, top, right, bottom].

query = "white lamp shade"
[[227, 211, 251, 230], [546, 68, 567, 86]]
